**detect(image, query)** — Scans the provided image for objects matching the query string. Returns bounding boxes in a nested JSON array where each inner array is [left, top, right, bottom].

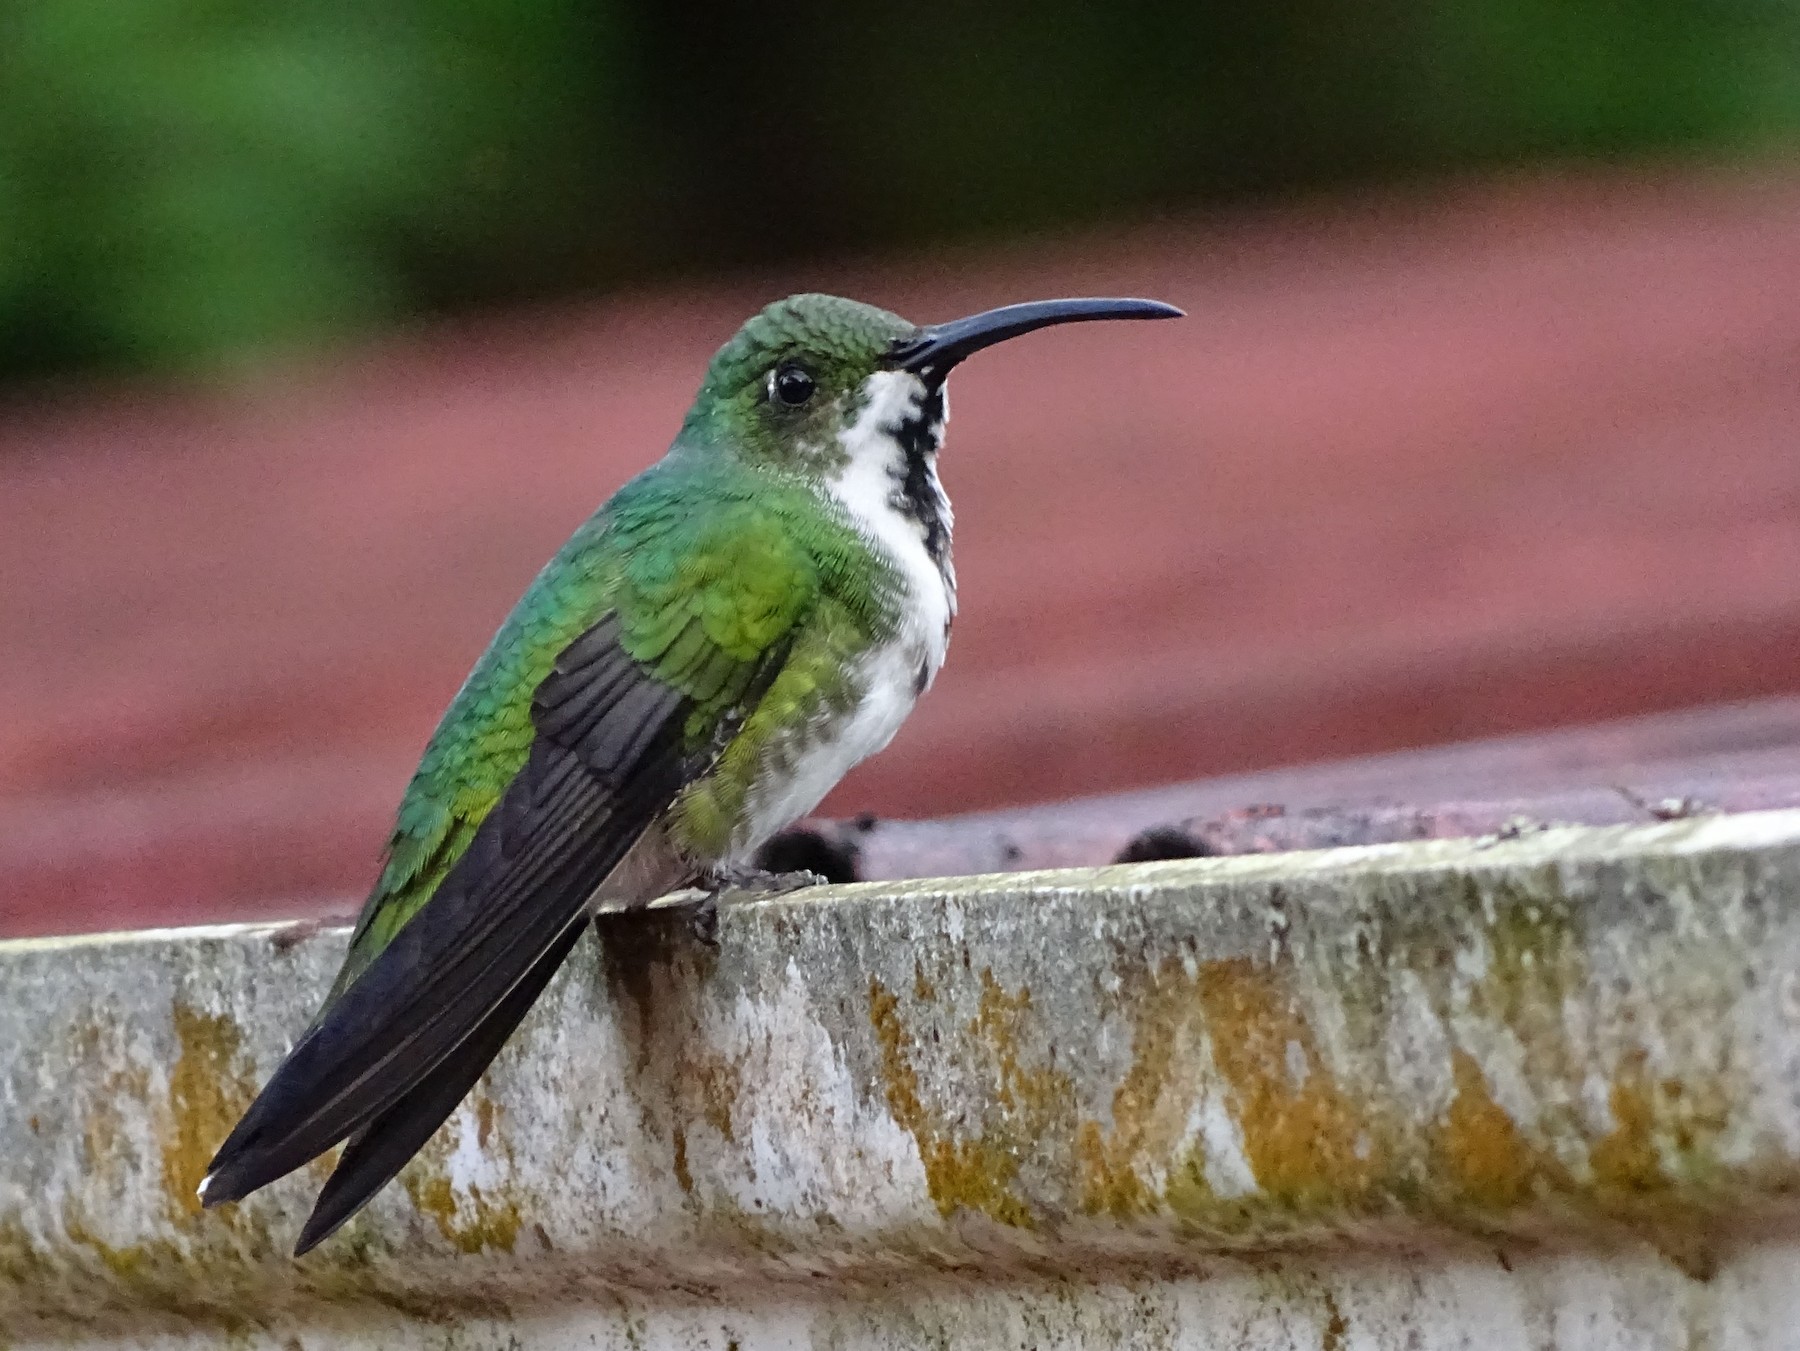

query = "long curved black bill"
[[890, 297, 1182, 382]]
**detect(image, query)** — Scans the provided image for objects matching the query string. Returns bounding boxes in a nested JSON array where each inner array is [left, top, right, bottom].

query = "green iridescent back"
[[326, 294, 914, 999], [331, 458, 896, 997]]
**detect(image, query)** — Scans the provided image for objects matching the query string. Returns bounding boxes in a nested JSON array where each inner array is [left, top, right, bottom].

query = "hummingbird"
[[199, 292, 1181, 1253]]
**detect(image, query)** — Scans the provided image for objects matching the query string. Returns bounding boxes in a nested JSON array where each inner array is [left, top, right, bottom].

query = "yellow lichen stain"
[[1442, 883, 1747, 1272], [0, 1217, 55, 1286], [1458, 894, 1734, 1190], [61, 1197, 259, 1329], [970, 970, 1067, 1122], [672, 1123, 695, 1194], [1077, 956, 1204, 1221], [689, 1054, 740, 1146], [919, 1137, 1037, 1228], [680, 1186, 802, 1261], [1077, 1119, 1153, 1218], [81, 1064, 152, 1192], [63, 1016, 152, 1191], [869, 979, 925, 1125], [644, 1043, 742, 1191], [160, 1002, 256, 1221], [82, 1094, 124, 1180], [61, 1207, 148, 1283], [1587, 1051, 1733, 1206], [1161, 1149, 1224, 1224], [1462, 889, 1588, 1090], [1584, 1064, 1720, 1279], [1584, 1055, 1733, 1280], [1195, 957, 1380, 1210], [913, 960, 937, 1003], [868, 972, 1071, 1228], [1076, 951, 1353, 1239], [401, 1167, 523, 1255], [396, 1091, 523, 1255], [61, 1211, 237, 1328], [1590, 1051, 1665, 1197], [1435, 1048, 1564, 1211]]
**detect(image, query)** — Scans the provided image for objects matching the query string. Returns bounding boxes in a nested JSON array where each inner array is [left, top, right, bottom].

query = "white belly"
[[728, 633, 935, 860]]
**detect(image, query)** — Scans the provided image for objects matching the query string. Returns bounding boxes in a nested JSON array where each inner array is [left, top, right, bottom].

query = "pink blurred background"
[[6, 170, 1800, 936]]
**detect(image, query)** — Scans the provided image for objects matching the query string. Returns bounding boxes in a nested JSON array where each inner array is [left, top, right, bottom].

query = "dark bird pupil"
[[774, 364, 815, 407]]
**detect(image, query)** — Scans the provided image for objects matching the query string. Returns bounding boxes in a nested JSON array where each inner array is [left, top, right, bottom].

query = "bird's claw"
[[702, 865, 828, 896], [688, 890, 721, 947], [753, 867, 830, 895], [683, 867, 827, 948]]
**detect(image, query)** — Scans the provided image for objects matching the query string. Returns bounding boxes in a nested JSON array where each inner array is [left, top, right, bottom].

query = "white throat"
[[828, 369, 956, 680], [833, 368, 956, 596]]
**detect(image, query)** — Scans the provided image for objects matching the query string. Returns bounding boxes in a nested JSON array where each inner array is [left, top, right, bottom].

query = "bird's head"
[[678, 292, 1182, 478]]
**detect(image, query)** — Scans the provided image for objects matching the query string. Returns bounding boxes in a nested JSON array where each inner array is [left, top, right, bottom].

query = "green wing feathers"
[[327, 517, 614, 998], [204, 458, 905, 1245], [328, 464, 856, 998], [616, 501, 817, 710]]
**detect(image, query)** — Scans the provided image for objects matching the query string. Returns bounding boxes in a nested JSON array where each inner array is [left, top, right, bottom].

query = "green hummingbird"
[[200, 292, 1181, 1253]]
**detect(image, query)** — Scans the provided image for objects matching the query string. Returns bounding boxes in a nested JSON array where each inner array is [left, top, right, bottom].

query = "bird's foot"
[[704, 863, 830, 896], [684, 866, 828, 947], [687, 890, 722, 948]]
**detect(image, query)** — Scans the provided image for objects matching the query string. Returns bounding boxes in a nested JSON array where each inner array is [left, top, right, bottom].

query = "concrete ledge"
[[9, 811, 1800, 1348]]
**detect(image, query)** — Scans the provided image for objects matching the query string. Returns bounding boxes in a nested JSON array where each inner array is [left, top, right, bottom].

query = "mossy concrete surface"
[[8, 811, 1800, 1348]]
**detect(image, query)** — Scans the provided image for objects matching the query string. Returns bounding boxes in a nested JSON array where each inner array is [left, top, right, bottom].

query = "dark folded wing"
[[202, 616, 689, 1207], [291, 916, 590, 1255]]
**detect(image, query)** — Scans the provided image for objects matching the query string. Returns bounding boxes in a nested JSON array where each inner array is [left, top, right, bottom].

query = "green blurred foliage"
[[0, 0, 636, 379], [1, 0, 1797, 382]]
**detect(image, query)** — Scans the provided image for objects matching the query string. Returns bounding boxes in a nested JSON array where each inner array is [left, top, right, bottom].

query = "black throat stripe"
[[889, 386, 951, 569]]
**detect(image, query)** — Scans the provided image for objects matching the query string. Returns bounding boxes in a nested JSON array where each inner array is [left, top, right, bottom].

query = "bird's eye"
[[771, 362, 816, 408]]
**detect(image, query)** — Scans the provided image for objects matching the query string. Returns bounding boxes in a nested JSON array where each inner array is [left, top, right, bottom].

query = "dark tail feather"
[[292, 918, 589, 1256], [202, 623, 703, 1227]]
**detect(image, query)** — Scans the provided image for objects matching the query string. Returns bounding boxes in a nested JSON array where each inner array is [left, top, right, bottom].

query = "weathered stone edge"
[[6, 810, 1800, 1329]]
